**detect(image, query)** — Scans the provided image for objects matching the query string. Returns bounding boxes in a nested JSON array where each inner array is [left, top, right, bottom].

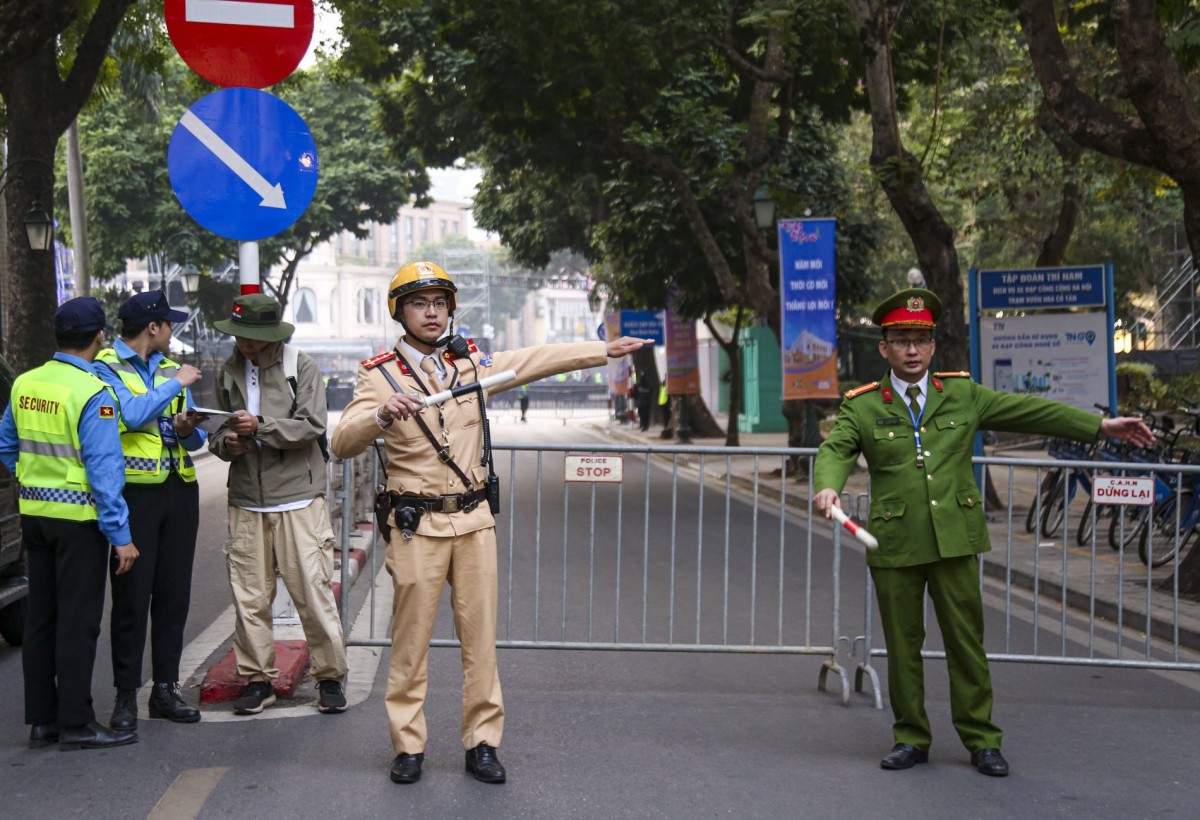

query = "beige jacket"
[[210, 342, 329, 507]]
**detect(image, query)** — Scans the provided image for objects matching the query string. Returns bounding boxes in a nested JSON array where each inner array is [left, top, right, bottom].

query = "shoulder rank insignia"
[[362, 351, 396, 370], [934, 371, 972, 379], [843, 381, 880, 400], [442, 338, 480, 363]]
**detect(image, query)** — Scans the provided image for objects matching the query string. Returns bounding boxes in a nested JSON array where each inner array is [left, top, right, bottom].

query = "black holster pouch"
[[395, 503, 425, 540], [486, 474, 501, 515], [374, 485, 393, 541]]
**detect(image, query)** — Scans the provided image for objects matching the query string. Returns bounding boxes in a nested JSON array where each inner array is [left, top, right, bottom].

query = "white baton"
[[830, 505, 879, 550], [421, 369, 519, 408]]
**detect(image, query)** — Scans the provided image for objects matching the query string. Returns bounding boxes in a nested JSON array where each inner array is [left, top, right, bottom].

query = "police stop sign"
[[564, 455, 624, 483], [165, 0, 315, 89]]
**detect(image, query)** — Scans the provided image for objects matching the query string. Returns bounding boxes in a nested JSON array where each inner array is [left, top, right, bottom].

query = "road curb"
[[198, 527, 375, 704]]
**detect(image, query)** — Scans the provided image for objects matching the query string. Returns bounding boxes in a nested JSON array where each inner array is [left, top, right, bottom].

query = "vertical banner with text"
[[665, 309, 701, 395], [778, 218, 839, 400], [604, 312, 630, 395]]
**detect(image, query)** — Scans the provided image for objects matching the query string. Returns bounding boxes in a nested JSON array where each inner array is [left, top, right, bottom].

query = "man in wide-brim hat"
[[209, 294, 349, 717]]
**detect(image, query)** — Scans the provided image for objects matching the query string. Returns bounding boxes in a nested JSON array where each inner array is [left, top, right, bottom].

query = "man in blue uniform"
[[0, 297, 140, 750], [95, 291, 206, 729], [812, 286, 1155, 777]]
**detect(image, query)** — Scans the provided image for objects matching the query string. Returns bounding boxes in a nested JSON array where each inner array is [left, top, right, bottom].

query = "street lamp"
[[158, 230, 199, 290], [753, 185, 776, 230], [0, 159, 56, 251], [180, 264, 203, 365]]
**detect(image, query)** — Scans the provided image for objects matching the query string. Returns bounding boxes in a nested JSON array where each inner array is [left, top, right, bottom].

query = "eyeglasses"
[[405, 298, 450, 312], [885, 337, 934, 350]]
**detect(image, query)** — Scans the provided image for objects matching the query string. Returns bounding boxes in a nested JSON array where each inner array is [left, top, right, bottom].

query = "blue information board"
[[167, 88, 319, 241], [619, 310, 665, 345], [978, 265, 1106, 310]]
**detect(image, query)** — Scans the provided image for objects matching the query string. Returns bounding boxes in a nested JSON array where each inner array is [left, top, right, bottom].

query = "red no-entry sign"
[[165, 0, 315, 89]]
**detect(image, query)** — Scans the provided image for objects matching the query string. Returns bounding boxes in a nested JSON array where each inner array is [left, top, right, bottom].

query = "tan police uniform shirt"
[[331, 339, 607, 537]]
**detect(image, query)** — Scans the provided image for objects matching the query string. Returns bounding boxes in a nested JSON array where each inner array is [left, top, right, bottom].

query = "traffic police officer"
[[812, 285, 1155, 777], [0, 297, 140, 750], [330, 261, 648, 785], [95, 290, 205, 728]]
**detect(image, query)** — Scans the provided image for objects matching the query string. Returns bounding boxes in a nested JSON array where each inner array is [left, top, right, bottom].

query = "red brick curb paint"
[[199, 639, 311, 704]]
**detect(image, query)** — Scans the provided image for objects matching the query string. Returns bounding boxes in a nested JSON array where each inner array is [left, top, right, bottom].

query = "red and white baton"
[[830, 505, 879, 550]]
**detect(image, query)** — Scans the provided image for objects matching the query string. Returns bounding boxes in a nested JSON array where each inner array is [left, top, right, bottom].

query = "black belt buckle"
[[441, 493, 460, 513]]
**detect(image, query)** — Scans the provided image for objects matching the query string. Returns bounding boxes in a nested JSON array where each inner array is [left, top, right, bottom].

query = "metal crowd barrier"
[[328, 443, 1200, 711]]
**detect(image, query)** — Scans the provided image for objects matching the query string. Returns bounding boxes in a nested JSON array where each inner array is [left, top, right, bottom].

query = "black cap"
[[118, 290, 189, 326], [54, 297, 110, 334]]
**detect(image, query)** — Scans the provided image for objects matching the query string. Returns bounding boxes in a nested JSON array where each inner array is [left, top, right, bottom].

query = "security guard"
[[95, 291, 205, 729], [812, 285, 1155, 777], [0, 297, 140, 750], [330, 261, 648, 785]]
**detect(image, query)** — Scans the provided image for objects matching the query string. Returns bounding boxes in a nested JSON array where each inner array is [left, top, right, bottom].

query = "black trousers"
[[22, 516, 109, 727], [109, 473, 200, 689]]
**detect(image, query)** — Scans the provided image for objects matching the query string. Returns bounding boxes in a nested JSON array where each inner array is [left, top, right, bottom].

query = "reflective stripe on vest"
[[11, 360, 109, 521], [95, 348, 196, 484]]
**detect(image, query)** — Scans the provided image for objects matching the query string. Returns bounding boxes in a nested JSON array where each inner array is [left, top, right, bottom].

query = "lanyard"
[[901, 386, 925, 468]]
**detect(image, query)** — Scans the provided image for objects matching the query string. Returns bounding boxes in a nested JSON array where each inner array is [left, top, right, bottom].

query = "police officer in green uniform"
[[95, 291, 206, 729], [812, 286, 1155, 777], [0, 297, 140, 750]]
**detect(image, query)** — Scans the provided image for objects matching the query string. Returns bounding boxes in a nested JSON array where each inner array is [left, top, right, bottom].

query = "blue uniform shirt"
[[93, 338, 207, 451], [0, 352, 132, 545]]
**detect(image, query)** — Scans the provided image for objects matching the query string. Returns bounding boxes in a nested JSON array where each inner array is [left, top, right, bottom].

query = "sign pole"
[[239, 241, 260, 295]]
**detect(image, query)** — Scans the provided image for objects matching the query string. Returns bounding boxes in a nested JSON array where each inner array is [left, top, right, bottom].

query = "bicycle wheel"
[[1108, 501, 1150, 551], [1040, 476, 1069, 539], [1076, 498, 1097, 545], [1138, 489, 1191, 567], [1027, 470, 1061, 533]]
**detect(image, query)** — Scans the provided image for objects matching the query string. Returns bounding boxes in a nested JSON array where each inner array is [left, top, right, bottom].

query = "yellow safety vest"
[[95, 348, 197, 484], [11, 360, 112, 521]]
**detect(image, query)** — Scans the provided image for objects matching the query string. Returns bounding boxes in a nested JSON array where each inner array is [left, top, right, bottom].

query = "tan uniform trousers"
[[223, 497, 348, 682], [385, 525, 504, 754]]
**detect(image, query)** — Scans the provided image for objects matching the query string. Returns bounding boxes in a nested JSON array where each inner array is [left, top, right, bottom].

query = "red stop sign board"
[[166, 0, 315, 89]]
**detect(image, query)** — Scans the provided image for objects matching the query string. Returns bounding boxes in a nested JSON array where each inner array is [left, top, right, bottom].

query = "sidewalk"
[[587, 415, 1200, 654]]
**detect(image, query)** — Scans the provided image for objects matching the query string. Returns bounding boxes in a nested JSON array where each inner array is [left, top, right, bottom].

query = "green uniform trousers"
[[871, 554, 1001, 752]]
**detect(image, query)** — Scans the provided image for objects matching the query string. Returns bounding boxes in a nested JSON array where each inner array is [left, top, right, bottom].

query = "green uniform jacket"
[[812, 372, 1102, 568]]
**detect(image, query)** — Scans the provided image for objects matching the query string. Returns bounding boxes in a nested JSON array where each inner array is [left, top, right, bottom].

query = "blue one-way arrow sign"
[[168, 87, 319, 240]]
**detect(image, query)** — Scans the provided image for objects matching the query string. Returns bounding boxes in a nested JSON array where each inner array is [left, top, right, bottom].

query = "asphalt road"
[[0, 412, 1197, 818]]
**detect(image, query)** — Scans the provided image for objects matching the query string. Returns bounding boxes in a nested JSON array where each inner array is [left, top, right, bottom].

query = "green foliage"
[[1116, 361, 1168, 413]]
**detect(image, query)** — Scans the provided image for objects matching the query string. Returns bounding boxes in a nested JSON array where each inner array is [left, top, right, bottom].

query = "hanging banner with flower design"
[[778, 218, 839, 400]]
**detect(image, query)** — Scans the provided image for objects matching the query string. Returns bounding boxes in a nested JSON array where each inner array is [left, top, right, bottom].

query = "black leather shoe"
[[110, 689, 138, 731], [59, 721, 137, 751], [390, 752, 424, 784], [970, 748, 1009, 777], [148, 682, 201, 723], [28, 723, 59, 749], [465, 742, 506, 784], [880, 743, 929, 770]]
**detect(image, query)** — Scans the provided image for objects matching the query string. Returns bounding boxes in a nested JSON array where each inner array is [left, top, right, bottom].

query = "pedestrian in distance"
[[330, 260, 649, 785], [812, 285, 1155, 777], [0, 297, 140, 750], [518, 383, 530, 422], [94, 291, 206, 730], [633, 370, 653, 431], [208, 294, 349, 717]]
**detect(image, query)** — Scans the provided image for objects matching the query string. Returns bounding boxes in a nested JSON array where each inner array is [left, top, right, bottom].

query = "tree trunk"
[[1, 47, 60, 371], [845, 0, 968, 371]]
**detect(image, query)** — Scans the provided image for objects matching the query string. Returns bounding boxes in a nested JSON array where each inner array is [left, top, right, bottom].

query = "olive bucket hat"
[[212, 293, 295, 342]]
